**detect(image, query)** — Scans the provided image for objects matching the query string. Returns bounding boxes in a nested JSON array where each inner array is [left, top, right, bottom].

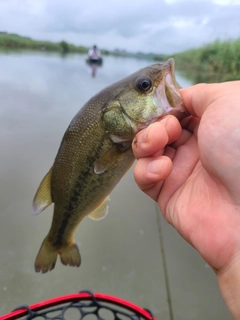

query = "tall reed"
[[154, 38, 240, 83]]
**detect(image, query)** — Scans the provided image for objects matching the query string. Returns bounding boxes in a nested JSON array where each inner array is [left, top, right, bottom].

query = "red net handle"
[[0, 292, 157, 320]]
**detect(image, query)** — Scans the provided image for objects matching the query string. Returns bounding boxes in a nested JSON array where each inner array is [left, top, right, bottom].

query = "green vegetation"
[[154, 38, 240, 83], [0, 31, 154, 58], [0, 32, 88, 54], [1, 32, 239, 83]]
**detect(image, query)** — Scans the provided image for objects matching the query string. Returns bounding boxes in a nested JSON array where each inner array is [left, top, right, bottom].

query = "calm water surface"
[[0, 52, 196, 316]]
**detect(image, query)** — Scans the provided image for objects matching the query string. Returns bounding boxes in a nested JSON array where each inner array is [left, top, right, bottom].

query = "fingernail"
[[137, 128, 148, 143], [148, 159, 161, 174], [133, 137, 138, 146], [158, 117, 169, 126]]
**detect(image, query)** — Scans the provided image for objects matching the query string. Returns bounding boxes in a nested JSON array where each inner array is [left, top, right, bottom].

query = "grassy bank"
[[154, 38, 240, 83], [0, 32, 88, 54], [2, 32, 240, 83]]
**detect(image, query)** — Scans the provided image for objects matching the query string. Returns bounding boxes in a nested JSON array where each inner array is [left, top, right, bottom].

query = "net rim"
[[0, 291, 156, 320]]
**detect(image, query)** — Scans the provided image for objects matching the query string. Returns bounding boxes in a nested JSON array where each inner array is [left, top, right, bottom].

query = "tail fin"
[[59, 243, 81, 267], [35, 237, 81, 273], [35, 237, 58, 273]]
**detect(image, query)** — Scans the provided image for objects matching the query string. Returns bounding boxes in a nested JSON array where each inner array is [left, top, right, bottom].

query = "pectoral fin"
[[94, 141, 131, 174], [88, 197, 109, 220], [94, 145, 120, 174], [32, 167, 53, 215]]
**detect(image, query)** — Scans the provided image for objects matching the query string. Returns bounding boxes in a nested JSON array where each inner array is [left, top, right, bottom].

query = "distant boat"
[[86, 57, 103, 65]]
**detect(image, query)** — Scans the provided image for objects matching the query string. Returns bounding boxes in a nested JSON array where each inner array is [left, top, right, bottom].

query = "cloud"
[[0, 0, 239, 54]]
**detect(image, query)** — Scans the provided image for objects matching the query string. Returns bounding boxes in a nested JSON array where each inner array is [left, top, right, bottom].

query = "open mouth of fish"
[[155, 58, 187, 119]]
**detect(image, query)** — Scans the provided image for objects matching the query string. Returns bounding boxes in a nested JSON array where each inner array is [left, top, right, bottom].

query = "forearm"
[[217, 256, 240, 319]]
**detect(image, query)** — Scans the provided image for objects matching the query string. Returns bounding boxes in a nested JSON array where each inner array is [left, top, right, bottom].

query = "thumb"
[[180, 82, 239, 118]]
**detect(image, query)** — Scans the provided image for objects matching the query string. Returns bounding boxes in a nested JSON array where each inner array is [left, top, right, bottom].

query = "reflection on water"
[[88, 62, 99, 77], [0, 52, 193, 317], [86, 57, 103, 77]]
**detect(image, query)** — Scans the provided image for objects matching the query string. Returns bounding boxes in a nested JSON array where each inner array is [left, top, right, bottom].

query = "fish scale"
[[32, 58, 187, 273]]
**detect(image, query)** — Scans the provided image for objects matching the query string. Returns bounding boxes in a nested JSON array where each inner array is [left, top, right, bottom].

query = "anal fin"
[[88, 197, 109, 220]]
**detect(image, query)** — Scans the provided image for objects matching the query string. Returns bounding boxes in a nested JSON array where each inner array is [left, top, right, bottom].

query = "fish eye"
[[136, 77, 152, 92]]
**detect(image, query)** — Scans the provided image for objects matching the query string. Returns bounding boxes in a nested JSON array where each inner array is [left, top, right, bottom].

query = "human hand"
[[132, 81, 240, 318]]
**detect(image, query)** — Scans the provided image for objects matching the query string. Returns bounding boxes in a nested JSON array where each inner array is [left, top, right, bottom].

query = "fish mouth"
[[155, 58, 188, 119]]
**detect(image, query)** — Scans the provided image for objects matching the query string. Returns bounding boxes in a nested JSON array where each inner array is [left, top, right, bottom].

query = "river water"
[[0, 52, 230, 319]]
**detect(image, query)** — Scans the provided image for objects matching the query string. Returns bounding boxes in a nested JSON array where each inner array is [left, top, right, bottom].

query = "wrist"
[[217, 254, 240, 319]]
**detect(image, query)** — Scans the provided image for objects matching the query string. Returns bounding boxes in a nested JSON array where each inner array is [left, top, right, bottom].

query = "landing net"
[[1, 291, 156, 320]]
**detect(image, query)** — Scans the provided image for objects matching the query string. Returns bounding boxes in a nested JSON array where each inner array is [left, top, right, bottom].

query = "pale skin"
[[132, 81, 240, 319]]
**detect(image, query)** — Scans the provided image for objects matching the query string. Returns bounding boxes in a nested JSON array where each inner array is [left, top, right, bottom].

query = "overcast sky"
[[0, 0, 240, 54]]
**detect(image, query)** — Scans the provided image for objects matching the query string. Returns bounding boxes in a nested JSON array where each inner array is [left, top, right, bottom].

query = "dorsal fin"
[[32, 167, 53, 215]]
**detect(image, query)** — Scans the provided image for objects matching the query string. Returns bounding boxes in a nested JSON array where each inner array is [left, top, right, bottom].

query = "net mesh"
[[10, 291, 155, 320]]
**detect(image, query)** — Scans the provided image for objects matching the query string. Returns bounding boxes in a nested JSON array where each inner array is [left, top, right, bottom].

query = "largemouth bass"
[[33, 58, 187, 273]]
